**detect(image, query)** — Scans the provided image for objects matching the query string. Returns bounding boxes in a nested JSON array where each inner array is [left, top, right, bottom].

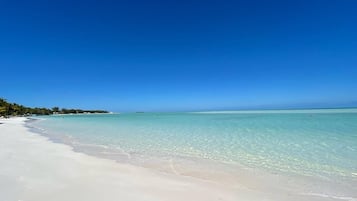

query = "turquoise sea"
[[30, 108, 357, 193], [28, 109, 357, 201]]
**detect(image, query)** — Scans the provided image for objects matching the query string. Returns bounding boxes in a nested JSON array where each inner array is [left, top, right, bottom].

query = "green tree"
[[52, 107, 59, 113], [0, 106, 6, 117]]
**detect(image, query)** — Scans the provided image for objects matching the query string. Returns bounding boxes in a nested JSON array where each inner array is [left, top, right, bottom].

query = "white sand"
[[2, 117, 353, 201], [0, 117, 247, 201]]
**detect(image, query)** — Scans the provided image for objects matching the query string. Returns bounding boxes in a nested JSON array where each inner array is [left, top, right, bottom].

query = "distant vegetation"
[[0, 98, 108, 117]]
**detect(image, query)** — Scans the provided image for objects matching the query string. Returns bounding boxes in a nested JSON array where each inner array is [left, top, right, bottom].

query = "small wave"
[[302, 193, 357, 201]]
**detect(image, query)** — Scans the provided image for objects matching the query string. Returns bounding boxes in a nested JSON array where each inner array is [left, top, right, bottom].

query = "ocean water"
[[30, 109, 357, 184]]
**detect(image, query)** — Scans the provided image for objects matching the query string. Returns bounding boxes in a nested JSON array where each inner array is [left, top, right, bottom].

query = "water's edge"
[[24, 117, 357, 200]]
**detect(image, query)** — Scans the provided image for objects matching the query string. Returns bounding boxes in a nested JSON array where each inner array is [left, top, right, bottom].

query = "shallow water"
[[29, 109, 357, 199]]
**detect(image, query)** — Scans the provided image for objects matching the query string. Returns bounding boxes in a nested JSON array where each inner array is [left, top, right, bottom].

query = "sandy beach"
[[0, 117, 243, 201], [1, 117, 356, 201]]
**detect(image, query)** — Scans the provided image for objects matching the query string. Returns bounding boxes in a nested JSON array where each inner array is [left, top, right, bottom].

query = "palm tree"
[[0, 106, 6, 117], [0, 98, 9, 117]]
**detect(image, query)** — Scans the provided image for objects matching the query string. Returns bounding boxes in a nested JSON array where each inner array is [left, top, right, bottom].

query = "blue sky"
[[1, 0, 357, 112]]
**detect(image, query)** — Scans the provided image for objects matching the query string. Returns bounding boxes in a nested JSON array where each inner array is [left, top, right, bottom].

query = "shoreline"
[[27, 114, 357, 182], [26, 118, 250, 186], [0, 117, 239, 201], [1, 117, 356, 201]]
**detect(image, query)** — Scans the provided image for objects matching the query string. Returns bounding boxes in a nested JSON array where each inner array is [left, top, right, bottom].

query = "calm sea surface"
[[31, 109, 357, 182]]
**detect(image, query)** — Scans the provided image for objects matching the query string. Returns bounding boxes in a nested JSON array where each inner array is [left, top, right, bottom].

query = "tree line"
[[0, 98, 108, 117]]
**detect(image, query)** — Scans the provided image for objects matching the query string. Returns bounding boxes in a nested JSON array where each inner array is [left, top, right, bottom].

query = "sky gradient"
[[1, 0, 357, 112]]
